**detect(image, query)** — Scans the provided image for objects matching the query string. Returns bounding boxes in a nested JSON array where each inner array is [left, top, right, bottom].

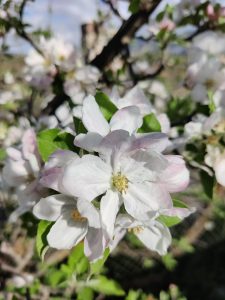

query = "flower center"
[[112, 172, 128, 194], [128, 226, 144, 234], [71, 210, 87, 222]]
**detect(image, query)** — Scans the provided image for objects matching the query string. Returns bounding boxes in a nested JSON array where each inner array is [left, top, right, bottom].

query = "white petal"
[[131, 149, 168, 172], [84, 228, 105, 261], [77, 199, 101, 228], [123, 182, 172, 219], [61, 155, 111, 201], [157, 113, 171, 134], [3, 160, 29, 186], [109, 106, 142, 134], [40, 150, 77, 193], [47, 209, 88, 249], [74, 132, 103, 152], [136, 221, 172, 255], [161, 206, 195, 220], [160, 155, 190, 193], [214, 156, 225, 187], [100, 190, 121, 239], [119, 156, 156, 183], [33, 194, 74, 221], [82, 95, 110, 135], [130, 133, 169, 153], [22, 129, 38, 160], [118, 85, 152, 115]]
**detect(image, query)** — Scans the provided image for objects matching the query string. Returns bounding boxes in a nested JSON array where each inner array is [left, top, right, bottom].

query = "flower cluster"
[[0, 87, 195, 263]]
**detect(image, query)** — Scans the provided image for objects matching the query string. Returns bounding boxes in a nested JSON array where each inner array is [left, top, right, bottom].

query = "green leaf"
[[89, 276, 125, 296], [90, 248, 110, 275], [200, 170, 214, 199], [77, 287, 94, 300], [37, 129, 77, 162], [0, 148, 6, 161], [74, 115, 87, 135], [162, 253, 177, 271], [138, 113, 161, 133], [68, 243, 89, 275], [158, 199, 190, 227], [95, 91, 117, 121], [125, 290, 143, 300], [45, 268, 66, 287], [129, 0, 140, 13], [208, 90, 216, 113], [36, 220, 53, 260], [157, 215, 181, 227], [173, 198, 188, 209]]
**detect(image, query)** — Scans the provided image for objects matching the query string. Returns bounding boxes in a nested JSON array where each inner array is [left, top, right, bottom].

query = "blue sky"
[[8, 0, 224, 54]]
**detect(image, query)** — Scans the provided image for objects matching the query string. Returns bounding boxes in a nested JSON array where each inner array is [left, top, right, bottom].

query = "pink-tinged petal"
[[77, 199, 101, 228], [160, 155, 190, 193], [161, 206, 195, 220], [61, 155, 111, 201], [129, 133, 169, 153], [214, 156, 225, 187], [84, 228, 106, 261], [82, 95, 110, 135], [47, 208, 88, 250], [118, 85, 152, 115], [100, 190, 121, 239], [123, 182, 172, 219], [40, 150, 77, 193], [136, 221, 172, 256], [109, 106, 143, 134], [157, 113, 171, 134], [33, 194, 74, 222], [22, 129, 39, 160], [74, 132, 103, 152]]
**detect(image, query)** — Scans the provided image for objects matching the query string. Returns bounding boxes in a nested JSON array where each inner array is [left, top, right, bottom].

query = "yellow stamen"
[[128, 226, 144, 234], [112, 172, 128, 194], [71, 210, 87, 222]]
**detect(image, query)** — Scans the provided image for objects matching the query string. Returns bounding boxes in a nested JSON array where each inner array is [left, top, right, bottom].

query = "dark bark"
[[91, 0, 162, 69]]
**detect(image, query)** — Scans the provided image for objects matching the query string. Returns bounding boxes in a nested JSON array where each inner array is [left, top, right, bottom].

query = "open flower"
[[111, 214, 172, 256], [33, 194, 105, 261], [61, 130, 190, 240]]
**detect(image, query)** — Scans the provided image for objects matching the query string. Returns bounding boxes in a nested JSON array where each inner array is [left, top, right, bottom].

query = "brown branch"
[[91, 0, 162, 69]]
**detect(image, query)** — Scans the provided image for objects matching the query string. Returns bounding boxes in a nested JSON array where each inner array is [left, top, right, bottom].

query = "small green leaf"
[[36, 220, 53, 260], [89, 276, 125, 296], [90, 248, 110, 275], [0, 148, 6, 161], [162, 253, 177, 271], [37, 129, 77, 161], [200, 170, 214, 199], [95, 91, 117, 121], [68, 243, 89, 275], [138, 113, 161, 133], [173, 198, 188, 209], [77, 287, 94, 300], [157, 215, 181, 227], [74, 116, 87, 135], [129, 0, 140, 13]]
